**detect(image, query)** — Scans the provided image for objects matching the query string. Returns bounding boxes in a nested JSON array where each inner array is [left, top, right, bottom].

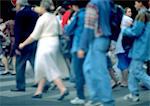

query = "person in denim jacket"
[[78, 0, 115, 106], [123, 0, 150, 102], [64, 0, 88, 104]]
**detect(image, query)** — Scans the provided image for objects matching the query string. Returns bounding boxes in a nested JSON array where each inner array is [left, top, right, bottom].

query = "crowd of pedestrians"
[[0, 0, 150, 106]]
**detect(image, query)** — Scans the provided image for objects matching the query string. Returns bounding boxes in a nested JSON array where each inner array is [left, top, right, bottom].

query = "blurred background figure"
[[115, 7, 133, 87], [0, 21, 11, 75]]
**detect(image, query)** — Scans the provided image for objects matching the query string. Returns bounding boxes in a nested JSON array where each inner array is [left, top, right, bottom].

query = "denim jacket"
[[123, 7, 150, 61], [79, 0, 111, 52], [65, 8, 85, 53]]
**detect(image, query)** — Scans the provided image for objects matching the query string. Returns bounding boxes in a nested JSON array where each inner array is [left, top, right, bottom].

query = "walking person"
[[123, 0, 150, 102], [19, 0, 69, 100], [11, 0, 39, 92], [0, 22, 11, 75], [115, 7, 133, 87], [78, 0, 115, 106], [64, 0, 89, 104]]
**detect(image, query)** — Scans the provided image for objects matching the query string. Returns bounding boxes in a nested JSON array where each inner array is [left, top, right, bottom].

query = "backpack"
[[122, 35, 135, 53], [110, 3, 124, 41]]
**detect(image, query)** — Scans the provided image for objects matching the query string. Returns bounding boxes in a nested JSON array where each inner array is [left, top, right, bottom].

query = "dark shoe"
[[141, 85, 150, 90], [62, 77, 70, 81], [120, 83, 128, 87], [32, 93, 42, 99], [43, 85, 50, 93], [10, 71, 16, 75], [50, 84, 57, 90], [112, 82, 120, 89], [32, 84, 38, 88], [11, 88, 25, 92], [1, 71, 10, 75], [57, 89, 69, 101]]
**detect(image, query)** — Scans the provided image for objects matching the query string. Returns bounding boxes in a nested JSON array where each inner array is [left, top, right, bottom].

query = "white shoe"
[[84, 101, 103, 106], [123, 94, 140, 102], [70, 97, 85, 105]]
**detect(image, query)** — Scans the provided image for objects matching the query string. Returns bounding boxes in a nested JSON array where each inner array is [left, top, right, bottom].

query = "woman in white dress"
[[19, 0, 69, 100]]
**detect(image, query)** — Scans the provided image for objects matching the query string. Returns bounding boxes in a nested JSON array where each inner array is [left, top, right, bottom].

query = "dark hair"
[[136, 0, 149, 7], [63, 0, 89, 8]]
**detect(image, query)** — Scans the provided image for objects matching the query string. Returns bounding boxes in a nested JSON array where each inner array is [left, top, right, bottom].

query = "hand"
[[19, 43, 24, 49], [15, 49, 21, 55], [33, 6, 42, 14], [77, 50, 85, 58]]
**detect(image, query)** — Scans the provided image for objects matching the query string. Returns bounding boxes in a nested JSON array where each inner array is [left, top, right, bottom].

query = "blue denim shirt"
[[123, 8, 150, 61], [65, 8, 85, 53], [79, 0, 111, 52]]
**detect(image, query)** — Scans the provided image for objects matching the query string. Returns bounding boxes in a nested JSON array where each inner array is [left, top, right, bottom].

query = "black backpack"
[[110, 3, 124, 41]]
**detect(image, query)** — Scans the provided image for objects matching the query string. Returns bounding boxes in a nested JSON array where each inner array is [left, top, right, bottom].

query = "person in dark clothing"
[[11, 0, 39, 92]]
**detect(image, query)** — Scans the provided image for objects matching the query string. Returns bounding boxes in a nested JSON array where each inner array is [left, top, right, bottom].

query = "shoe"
[[123, 94, 140, 102], [11, 88, 25, 92], [57, 89, 69, 101], [120, 83, 128, 87], [43, 84, 50, 93], [1, 71, 9, 75], [112, 82, 120, 89], [32, 93, 42, 98], [50, 83, 57, 90], [84, 101, 103, 106], [62, 77, 70, 81], [32, 84, 38, 88], [10, 71, 16, 75], [70, 97, 85, 104], [140, 84, 150, 90]]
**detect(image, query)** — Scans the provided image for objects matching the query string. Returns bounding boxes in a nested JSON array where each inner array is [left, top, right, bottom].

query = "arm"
[[64, 14, 78, 36], [79, 3, 98, 52], [78, 3, 98, 58], [123, 13, 146, 37], [19, 36, 35, 49]]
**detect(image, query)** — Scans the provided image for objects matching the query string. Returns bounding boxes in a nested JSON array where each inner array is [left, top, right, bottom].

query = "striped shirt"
[[85, 3, 103, 37]]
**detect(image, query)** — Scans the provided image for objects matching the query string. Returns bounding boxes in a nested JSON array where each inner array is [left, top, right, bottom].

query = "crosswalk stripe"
[[0, 88, 35, 97], [0, 78, 34, 87], [0, 75, 15, 81]]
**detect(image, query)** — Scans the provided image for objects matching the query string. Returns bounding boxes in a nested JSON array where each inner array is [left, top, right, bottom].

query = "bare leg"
[[2, 56, 9, 72], [53, 78, 66, 95], [121, 69, 128, 86], [109, 68, 118, 84], [34, 78, 46, 95], [13, 56, 16, 73], [11, 56, 16, 74]]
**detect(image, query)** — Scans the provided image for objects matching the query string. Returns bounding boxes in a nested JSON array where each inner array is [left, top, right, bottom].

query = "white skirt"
[[34, 37, 69, 83]]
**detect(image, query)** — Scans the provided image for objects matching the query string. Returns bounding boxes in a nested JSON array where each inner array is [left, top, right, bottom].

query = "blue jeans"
[[83, 37, 115, 106], [72, 53, 85, 99], [128, 59, 150, 96]]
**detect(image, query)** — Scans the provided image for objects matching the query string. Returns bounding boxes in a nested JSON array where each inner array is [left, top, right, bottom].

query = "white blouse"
[[31, 12, 62, 40]]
